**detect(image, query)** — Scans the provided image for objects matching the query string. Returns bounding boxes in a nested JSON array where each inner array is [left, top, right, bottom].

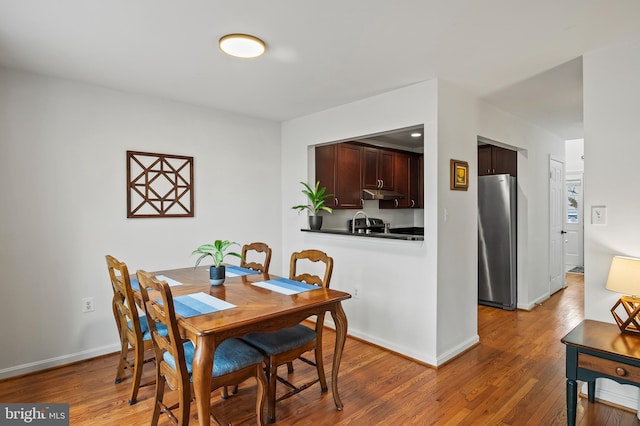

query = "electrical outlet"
[[82, 297, 94, 313], [353, 288, 360, 299]]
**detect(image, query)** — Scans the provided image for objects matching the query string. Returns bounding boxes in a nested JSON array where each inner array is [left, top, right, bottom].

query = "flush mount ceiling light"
[[218, 33, 266, 58]]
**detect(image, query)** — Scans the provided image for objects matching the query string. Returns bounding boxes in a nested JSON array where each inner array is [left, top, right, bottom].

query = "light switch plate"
[[591, 205, 607, 225]]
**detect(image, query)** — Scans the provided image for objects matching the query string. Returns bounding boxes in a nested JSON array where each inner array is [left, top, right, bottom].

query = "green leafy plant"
[[292, 181, 333, 215], [192, 240, 242, 268]]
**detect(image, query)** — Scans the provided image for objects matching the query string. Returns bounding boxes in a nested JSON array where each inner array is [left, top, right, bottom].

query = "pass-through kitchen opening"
[[306, 125, 425, 241]]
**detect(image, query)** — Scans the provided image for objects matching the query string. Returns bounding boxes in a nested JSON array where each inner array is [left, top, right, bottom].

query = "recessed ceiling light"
[[411, 132, 422, 138], [219, 34, 266, 58]]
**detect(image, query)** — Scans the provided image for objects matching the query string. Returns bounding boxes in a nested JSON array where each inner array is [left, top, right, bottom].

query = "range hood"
[[362, 188, 405, 200]]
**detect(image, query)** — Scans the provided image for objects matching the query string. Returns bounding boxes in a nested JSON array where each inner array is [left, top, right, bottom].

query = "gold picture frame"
[[450, 159, 469, 191]]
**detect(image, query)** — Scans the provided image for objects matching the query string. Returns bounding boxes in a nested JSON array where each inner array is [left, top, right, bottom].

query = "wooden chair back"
[[136, 271, 190, 391], [289, 249, 333, 288], [241, 242, 272, 273], [106, 255, 155, 404], [136, 270, 191, 424], [106, 255, 144, 343]]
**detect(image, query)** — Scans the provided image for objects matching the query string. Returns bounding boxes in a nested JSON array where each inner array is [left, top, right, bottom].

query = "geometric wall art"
[[126, 151, 194, 218]]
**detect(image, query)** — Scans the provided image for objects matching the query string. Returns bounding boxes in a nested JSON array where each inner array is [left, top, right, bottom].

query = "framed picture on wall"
[[450, 159, 469, 191], [127, 151, 194, 218]]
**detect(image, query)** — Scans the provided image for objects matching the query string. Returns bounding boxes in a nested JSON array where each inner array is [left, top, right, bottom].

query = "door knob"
[[560, 230, 567, 234]]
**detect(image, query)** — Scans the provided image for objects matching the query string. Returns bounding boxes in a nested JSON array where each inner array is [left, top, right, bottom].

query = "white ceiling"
[[2, 1, 640, 140]]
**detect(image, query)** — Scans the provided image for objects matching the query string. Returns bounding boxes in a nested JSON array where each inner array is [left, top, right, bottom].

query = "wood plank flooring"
[[2, 273, 639, 425]]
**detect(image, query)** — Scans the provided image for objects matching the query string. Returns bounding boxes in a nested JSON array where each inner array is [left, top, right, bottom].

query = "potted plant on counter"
[[292, 181, 333, 230], [192, 240, 242, 285]]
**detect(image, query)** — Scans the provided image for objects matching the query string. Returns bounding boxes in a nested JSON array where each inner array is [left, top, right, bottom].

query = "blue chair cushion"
[[242, 324, 316, 356], [128, 316, 168, 340], [163, 338, 264, 378]]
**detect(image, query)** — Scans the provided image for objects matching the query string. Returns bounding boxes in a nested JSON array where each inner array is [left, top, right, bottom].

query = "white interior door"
[[549, 158, 565, 294], [564, 174, 584, 271]]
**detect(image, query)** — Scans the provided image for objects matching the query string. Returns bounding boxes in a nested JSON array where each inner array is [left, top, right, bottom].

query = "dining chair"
[[106, 255, 165, 405], [136, 270, 267, 426], [242, 249, 334, 423], [220, 241, 273, 400], [240, 242, 272, 273]]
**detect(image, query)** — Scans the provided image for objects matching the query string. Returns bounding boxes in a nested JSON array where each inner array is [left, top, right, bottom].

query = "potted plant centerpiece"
[[292, 181, 333, 230], [192, 240, 242, 285]]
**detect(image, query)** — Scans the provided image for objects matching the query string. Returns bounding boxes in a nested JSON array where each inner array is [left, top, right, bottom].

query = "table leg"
[[587, 380, 596, 403], [192, 335, 214, 426], [330, 302, 348, 410], [567, 379, 577, 426]]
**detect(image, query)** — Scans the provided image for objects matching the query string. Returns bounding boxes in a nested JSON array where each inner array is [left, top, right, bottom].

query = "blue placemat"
[[252, 277, 318, 295], [225, 265, 259, 277], [130, 275, 182, 291], [163, 292, 236, 318]]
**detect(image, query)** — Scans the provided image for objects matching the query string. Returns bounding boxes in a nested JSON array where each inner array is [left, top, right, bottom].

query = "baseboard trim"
[[0, 343, 120, 380], [581, 379, 639, 414]]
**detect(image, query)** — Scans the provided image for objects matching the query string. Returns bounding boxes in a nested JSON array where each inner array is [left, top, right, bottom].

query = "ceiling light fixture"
[[219, 33, 266, 58], [411, 132, 422, 138]]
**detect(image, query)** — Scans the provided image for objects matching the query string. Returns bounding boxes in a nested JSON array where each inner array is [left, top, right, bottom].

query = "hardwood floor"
[[2, 273, 639, 425]]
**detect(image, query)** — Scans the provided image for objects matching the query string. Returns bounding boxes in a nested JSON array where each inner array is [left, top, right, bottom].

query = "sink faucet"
[[351, 210, 369, 233]]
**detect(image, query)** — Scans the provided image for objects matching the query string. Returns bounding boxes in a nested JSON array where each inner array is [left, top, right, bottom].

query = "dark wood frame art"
[[450, 159, 469, 191], [127, 151, 194, 218]]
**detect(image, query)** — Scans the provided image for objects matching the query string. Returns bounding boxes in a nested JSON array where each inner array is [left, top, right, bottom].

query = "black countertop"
[[301, 228, 424, 241]]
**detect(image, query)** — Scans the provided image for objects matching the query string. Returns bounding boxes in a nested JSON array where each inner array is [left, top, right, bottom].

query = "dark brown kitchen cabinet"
[[315, 143, 363, 209], [478, 144, 517, 176], [417, 154, 424, 208], [381, 152, 423, 209], [363, 146, 394, 190], [412, 154, 423, 208]]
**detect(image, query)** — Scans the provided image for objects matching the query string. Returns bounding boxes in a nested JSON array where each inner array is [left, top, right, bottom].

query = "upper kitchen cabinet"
[[380, 151, 423, 209], [478, 144, 517, 176], [363, 146, 394, 190], [315, 143, 363, 209]]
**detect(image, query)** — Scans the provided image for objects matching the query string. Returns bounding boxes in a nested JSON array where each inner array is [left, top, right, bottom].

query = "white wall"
[[282, 81, 443, 365], [436, 81, 479, 357], [582, 35, 640, 411], [565, 138, 584, 173], [583, 36, 640, 321], [0, 68, 282, 377]]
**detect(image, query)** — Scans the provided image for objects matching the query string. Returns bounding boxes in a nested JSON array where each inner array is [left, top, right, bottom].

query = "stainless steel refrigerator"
[[478, 174, 517, 310]]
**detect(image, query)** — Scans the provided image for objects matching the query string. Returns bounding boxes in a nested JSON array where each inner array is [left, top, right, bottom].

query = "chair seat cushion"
[[242, 324, 316, 356], [129, 316, 168, 341], [163, 338, 264, 378]]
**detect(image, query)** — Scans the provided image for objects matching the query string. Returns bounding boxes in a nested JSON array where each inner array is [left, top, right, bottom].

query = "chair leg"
[[286, 361, 294, 374], [114, 335, 128, 384], [266, 362, 278, 423], [315, 345, 328, 392], [177, 383, 190, 426], [221, 385, 239, 399], [128, 343, 144, 405], [255, 364, 267, 426], [150, 374, 165, 426]]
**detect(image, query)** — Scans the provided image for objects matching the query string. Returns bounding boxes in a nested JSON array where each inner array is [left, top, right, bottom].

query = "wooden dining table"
[[146, 265, 351, 426]]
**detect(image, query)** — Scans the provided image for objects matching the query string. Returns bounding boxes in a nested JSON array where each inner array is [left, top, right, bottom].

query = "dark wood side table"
[[561, 319, 640, 425]]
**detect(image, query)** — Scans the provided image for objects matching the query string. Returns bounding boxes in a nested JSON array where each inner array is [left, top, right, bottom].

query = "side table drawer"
[[579, 353, 640, 382]]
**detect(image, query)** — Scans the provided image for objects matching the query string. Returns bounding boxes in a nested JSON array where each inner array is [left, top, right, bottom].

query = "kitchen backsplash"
[[318, 200, 424, 231]]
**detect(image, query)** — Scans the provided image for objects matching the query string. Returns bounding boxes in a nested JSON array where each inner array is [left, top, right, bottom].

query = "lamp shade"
[[605, 256, 640, 295]]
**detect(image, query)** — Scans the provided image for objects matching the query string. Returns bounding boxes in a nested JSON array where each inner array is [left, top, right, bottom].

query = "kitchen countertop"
[[301, 228, 424, 241]]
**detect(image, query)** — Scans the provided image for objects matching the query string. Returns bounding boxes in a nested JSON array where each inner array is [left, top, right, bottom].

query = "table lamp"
[[606, 256, 640, 334]]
